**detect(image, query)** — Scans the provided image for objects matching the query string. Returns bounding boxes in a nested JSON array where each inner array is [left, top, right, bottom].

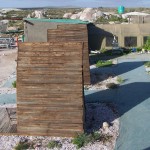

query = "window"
[[124, 36, 137, 47], [106, 36, 118, 47]]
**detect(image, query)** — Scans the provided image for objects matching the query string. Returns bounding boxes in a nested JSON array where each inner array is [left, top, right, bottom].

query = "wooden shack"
[[24, 18, 90, 85], [17, 42, 85, 137], [47, 24, 90, 85]]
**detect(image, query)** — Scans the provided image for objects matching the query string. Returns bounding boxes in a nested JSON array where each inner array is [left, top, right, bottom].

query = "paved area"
[[86, 53, 150, 150]]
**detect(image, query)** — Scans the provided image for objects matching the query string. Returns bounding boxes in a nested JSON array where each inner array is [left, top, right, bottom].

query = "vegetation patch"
[[143, 36, 150, 50], [72, 132, 112, 149], [96, 60, 113, 68], [136, 47, 142, 52], [47, 140, 62, 149], [14, 142, 31, 150], [96, 15, 128, 24], [144, 61, 150, 68], [117, 76, 124, 84], [12, 80, 16, 88]]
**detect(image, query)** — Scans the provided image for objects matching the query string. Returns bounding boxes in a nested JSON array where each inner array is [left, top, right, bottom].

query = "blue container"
[[118, 6, 125, 14], [132, 47, 137, 52]]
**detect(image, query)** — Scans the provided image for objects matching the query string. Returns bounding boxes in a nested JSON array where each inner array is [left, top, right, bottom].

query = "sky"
[[0, 0, 150, 8]]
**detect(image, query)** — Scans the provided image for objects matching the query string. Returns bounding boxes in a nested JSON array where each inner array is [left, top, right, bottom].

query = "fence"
[[17, 42, 84, 137]]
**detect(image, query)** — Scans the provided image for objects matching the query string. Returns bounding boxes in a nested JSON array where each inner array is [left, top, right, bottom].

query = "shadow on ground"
[[85, 81, 150, 134], [90, 61, 145, 84]]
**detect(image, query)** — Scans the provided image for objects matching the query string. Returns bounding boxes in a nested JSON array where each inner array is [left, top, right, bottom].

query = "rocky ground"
[[0, 49, 119, 150], [0, 103, 119, 150], [85, 71, 118, 90]]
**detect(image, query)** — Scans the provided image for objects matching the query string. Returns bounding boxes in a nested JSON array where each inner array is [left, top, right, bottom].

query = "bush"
[[12, 81, 16, 88], [72, 133, 90, 149], [136, 47, 142, 52], [143, 36, 150, 50], [117, 76, 124, 84], [47, 140, 62, 149], [96, 60, 113, 68], [14, 142, 30, 150], [72, 132, 112, 149], [144, 61, 150, 67]]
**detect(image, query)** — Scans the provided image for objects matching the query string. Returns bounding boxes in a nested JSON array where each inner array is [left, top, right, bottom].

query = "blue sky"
[[0, 0, 149, 8]]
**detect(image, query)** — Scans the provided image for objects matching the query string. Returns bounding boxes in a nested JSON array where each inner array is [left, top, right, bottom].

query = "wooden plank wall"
[[47, 24, 90, 85], [17, 42, 84, 137]]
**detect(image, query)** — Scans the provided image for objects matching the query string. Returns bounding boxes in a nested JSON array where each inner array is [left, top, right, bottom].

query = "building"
[[88, 23, 150, 50], [23, 18, 89, 42]]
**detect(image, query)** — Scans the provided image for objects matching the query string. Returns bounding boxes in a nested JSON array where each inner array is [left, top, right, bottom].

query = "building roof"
[[23, 18, 89, 24]]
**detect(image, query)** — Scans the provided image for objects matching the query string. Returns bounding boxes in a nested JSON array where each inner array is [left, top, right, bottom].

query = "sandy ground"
[[0, 48, 17, 87]]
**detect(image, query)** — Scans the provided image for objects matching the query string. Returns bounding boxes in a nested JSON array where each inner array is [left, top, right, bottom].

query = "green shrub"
[[96, 60, 113, 68], [143, 36, 150, 50], [72, 132, 112, 149], [12, 81, 16, 88], [106, 83, 118, 89], [91, 132, 102, 141], [47, 140, 62, 149], [144, 61, 150, 67], [14, 142, 30, 150], [117, 76, 124, 84], [136, 47, 142, 52], [72, 133, 90, 149]]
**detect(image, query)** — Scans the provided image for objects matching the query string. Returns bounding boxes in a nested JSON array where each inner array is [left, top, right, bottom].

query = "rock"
[[63, 8, 104, 22], [95, 11, 104, 18], [102, 122, 109, 130], [70, 14, 80, 19], [35, 142, 41, 147], [27, 14, 31, 18], [63, 13, 72, 19], [79, 8, 96, 22], [32, 10, 44, 19]]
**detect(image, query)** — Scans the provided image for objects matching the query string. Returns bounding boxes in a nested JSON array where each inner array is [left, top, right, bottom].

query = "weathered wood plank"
[[47, 26, 90, 85], [57, 24, 87, 30], [17, 42, 84, 137], [17, 93, 83, 98], [17, 127, 83, 137], [17, 67, 83, 72]]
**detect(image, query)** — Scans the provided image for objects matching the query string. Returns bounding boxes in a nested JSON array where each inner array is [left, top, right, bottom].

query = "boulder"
[[80, 8, 96, 22], [63, 8, 104, 22], [63, 13, 72, 19], [70, 14, 80, 19], [95, 11, 104, 18], [102, 122, 109, 130]]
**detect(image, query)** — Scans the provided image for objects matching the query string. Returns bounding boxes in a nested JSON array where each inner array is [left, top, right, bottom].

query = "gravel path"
[[0, 103, 119, 150]]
